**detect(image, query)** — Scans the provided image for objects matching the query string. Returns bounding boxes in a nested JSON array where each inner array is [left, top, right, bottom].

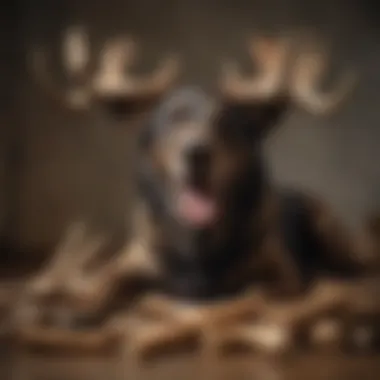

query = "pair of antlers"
[[30, 27, 356, 115]]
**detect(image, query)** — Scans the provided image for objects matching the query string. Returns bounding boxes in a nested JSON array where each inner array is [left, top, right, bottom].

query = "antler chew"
[[57, 201, 160, 313], [220, 37, 290, 102], [10, 222, 100, 332], [61, 26, 90, 78], [26, 221, 89, 298]]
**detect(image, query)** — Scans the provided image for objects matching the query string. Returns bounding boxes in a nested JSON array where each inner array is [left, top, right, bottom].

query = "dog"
[[11, 36, 380, 357], [132, 38, 378, 302], [111, 36, 380, 356]]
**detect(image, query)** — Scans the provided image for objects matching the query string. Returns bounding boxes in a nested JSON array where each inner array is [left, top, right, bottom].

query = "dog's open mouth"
[[176, 187, 217, 228]]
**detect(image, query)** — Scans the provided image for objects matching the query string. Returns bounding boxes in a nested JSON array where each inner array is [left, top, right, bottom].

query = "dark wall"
[[1, 0, 380, 253]]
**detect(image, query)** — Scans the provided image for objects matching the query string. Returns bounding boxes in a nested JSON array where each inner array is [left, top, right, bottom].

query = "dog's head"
[[139, 87, 215, 227], [140, 36, 355, 230], [139, 88, 284, 229]]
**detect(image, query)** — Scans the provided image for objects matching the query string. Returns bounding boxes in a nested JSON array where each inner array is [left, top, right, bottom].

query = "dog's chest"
[[156, 230, 256, 301]]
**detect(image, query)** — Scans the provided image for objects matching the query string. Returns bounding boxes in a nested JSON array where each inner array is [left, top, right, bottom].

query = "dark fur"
[[136, 88, 379, 302], [11, 87, 380, 355]]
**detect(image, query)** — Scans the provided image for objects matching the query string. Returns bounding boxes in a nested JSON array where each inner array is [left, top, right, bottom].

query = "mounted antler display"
[[29, 25, 180, 111], [219, 35, 357, 116]]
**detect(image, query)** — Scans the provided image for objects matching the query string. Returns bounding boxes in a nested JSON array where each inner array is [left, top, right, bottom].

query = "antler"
[[11, 222, 101, 329], [219, 37, 291, 102], [91, 37, 180, 100], [290, 39, 357, 116], [29, 26, 92, 109], [218, 34, 356, 117], [60, 203, 159, 313], [29, 25, 180, 110], [26, 221, 90, 298]]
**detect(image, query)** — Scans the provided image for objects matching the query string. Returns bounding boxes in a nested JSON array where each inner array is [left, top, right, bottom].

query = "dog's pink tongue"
[[177, 189, 216, 227]]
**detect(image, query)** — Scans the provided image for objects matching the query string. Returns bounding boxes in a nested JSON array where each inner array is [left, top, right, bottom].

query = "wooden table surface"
[[0, 275, 379, 380], [2, 343, 380, 380]]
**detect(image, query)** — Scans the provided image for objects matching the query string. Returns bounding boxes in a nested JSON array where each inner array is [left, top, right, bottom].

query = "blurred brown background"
[[1, 0, 380, 256]]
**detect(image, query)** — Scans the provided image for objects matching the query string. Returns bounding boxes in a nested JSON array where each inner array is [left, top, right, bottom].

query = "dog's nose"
[[184, 143, 211, 168]]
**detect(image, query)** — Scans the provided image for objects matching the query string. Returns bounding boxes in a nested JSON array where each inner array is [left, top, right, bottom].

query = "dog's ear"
[[215, 100, 288, 144]]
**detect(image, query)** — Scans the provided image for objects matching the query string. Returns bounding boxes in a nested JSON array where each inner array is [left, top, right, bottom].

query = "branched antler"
[[219, 34, 357, 116], [28, 25, 180, 110], [219, 37, 291, 102], [290, 37, 357, 116], [11, 222, 106, 329], [92, 37, 180, 100], [60, 203, 160, 313]]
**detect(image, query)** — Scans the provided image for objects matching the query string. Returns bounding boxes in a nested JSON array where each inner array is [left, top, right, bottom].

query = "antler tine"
[[28, 43, 90, 110], [129, 53, 180, 98], [291, 41, 357, 116], [50, 221, 89, 270], [61, 25, 90, 77], [91, 36, 136, 96], [219, 37, 290, 102], [27, 221, 88, 296], [69, 232, 107, 273], [60, 25, 93, 109], [60, 232, 108, 301], [92, 35, 180, 99]]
